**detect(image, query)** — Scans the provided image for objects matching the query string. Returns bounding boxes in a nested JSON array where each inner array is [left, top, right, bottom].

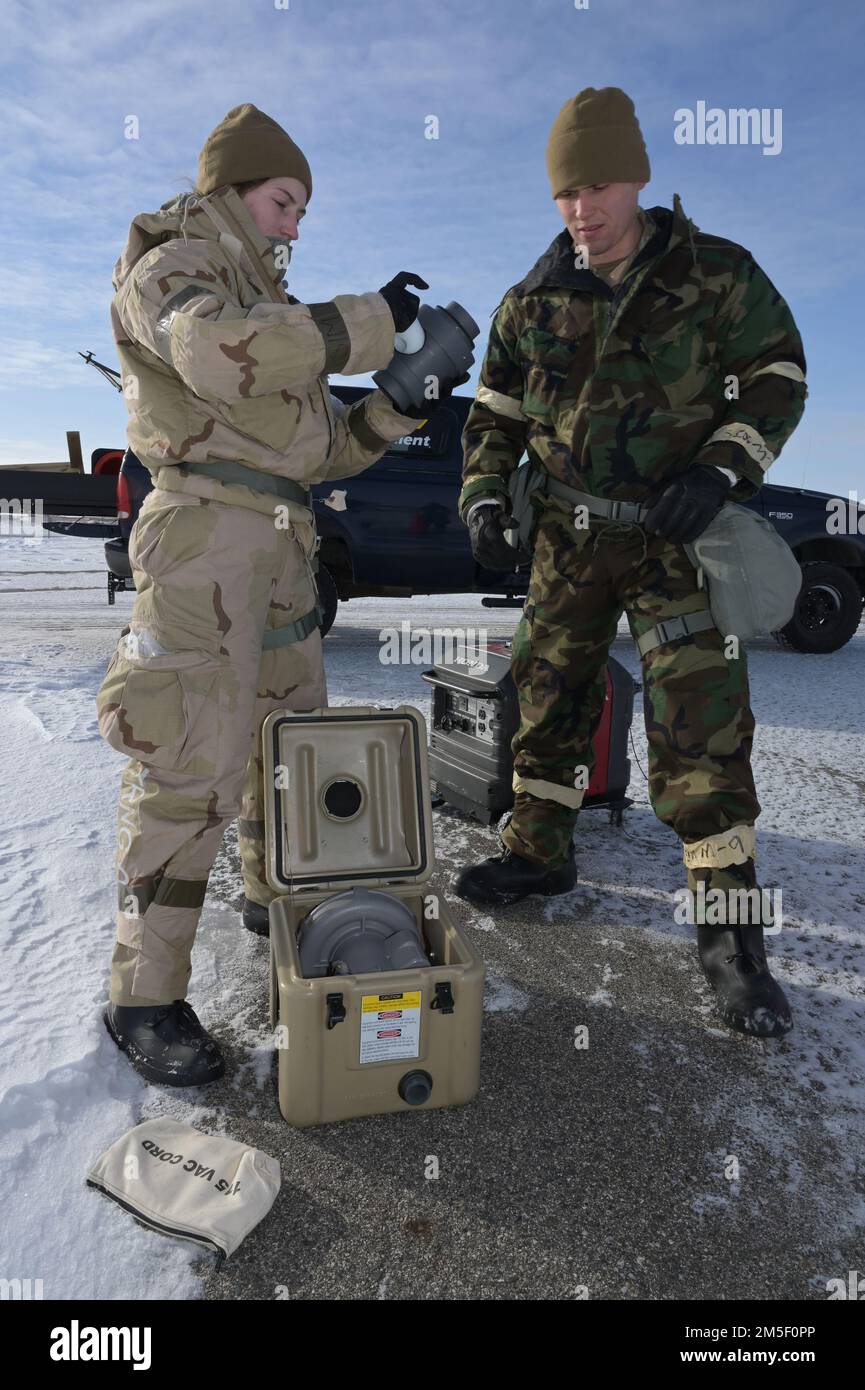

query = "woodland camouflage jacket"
[[459, 195, 807, 519], [111, 184, 418, 521]]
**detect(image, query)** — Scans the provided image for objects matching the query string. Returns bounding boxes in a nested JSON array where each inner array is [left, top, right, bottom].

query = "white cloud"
[[0, 341, 107, 390]]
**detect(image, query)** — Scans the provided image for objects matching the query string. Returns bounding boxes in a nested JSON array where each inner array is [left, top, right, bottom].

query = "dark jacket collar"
[[511, 195, 698, 297]]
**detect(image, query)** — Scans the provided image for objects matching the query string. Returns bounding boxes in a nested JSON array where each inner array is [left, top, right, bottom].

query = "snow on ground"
[[0, 526, 863, 1299]]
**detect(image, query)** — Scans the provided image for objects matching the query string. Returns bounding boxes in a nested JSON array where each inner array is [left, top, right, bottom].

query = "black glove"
[[466, 500, 530, 570], [643, 465, 733, 544], [377, 271, 430, 333], [383, 370, 471, 420]]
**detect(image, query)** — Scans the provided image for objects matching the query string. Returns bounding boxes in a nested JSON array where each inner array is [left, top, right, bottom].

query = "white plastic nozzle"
[[393, 318, 426, 354]]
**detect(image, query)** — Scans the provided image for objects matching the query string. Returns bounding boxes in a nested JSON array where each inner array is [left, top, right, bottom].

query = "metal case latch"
[[431, 982, 455, 1014], [325, 993, 346, 1029]]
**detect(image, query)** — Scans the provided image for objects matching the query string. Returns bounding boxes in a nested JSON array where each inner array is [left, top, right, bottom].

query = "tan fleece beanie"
[[197, 103, 312, 200], [545, 87, 649, 197]]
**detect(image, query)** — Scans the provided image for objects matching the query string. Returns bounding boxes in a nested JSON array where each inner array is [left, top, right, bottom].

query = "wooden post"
[[66, 431, 84, 473]]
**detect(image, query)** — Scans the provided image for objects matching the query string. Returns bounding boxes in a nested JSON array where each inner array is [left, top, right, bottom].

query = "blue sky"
[[1, 0, 862, 496]]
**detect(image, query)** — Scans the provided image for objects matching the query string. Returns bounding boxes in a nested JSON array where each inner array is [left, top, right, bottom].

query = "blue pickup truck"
[[103, 383, 864, 654]]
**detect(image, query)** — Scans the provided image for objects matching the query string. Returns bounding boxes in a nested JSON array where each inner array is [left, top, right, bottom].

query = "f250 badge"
[[768, 510, 794, 519]]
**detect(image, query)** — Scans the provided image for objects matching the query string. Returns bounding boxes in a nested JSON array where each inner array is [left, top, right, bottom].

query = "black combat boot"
[[455, 845, 577, 907], [697, 923, 793, 1038], [242, 897, 270, 936], [104, 999, 226, 1086]]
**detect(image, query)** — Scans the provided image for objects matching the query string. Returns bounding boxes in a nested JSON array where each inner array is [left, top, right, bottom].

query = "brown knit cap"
[[545, 87, 649, 197], [197, 103, 312, 200]]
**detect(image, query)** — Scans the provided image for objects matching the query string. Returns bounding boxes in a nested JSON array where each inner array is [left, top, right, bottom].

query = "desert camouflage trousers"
[[95, 488, 326, 1005], [499, 504, 762, 894]]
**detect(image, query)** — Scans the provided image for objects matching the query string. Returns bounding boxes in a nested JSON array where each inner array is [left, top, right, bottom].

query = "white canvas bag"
[[87, 1118, 281, 1263]]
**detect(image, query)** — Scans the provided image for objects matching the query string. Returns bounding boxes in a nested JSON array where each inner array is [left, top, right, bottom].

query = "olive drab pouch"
[[86, 1119, 281, 1264], [507, 458, 546, 552], [684, 502, 803, 640]]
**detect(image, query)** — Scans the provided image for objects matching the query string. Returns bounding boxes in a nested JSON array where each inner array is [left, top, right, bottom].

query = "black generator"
[[421, 639, 639, 826]]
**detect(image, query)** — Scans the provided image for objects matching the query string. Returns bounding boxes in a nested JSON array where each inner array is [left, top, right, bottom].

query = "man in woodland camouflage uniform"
[[455, 88, 807, 1038]]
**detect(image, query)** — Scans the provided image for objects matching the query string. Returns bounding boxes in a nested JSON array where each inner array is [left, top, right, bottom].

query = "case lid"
[[262, 705, 436, 895]]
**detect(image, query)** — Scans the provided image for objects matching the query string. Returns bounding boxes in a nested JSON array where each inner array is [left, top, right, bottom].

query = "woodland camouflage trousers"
[[499, 503, 762, 897]]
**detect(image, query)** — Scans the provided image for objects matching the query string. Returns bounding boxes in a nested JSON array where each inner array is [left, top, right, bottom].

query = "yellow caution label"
[[362, 991, 421, 1013]]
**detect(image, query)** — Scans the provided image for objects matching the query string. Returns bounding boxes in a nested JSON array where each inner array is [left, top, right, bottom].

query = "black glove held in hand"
[[377, 271, 430, 333], [383, 371, 471, 420], [467, 502, 529, 570], [643, 465, 733, 544]]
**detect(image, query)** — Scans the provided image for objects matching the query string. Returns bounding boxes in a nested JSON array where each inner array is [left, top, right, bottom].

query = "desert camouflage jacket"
[[111, 184, 418, 519], [459, 194, 807, 519]]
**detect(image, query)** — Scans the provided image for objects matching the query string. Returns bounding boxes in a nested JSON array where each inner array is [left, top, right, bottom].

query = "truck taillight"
[[116, 472, 132, 521]]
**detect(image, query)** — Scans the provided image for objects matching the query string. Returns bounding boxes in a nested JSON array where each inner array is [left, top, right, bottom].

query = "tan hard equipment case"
[[263, 705, 484, 1127]]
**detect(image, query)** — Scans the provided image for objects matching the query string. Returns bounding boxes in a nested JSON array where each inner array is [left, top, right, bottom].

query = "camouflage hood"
[[112, 184, 286, 300], [511, 193, 698, 298]]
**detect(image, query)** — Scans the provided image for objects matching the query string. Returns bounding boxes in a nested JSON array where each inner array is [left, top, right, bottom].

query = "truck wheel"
[[315, 563, 339, 638], [776, 561, 863, 653]]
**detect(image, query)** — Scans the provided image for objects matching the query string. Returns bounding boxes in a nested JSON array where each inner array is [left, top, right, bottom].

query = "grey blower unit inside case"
[[297, 888, 431, 978]]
